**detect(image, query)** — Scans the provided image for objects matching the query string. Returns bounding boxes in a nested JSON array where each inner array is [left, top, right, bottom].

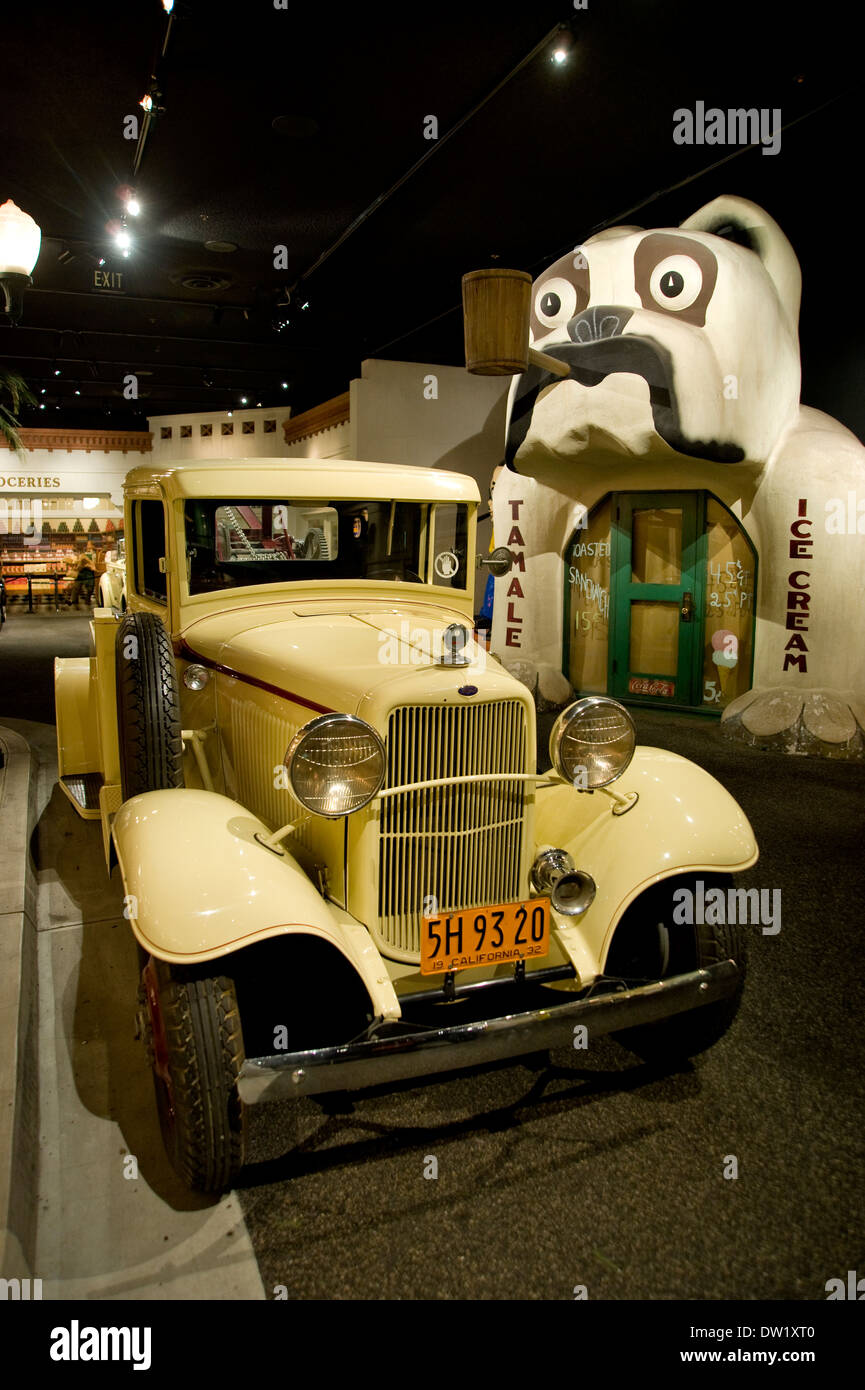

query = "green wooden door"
[[610, 492, 702, 706]]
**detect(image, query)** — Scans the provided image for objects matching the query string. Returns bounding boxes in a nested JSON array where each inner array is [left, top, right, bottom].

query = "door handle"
[[680, 590, 694, 622]]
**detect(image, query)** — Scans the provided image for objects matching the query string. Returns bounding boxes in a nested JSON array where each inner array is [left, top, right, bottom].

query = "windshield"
[[183, 498, 469, 595]]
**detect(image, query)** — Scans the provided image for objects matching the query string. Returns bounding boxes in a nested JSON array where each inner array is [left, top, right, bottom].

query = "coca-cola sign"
[[629, 677, 675, 698]]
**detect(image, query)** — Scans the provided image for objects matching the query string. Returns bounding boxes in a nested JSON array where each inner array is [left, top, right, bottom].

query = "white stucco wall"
[[283, 420, 351, 459], [148, 406, 292, 460], [0, 445, 142, 512]]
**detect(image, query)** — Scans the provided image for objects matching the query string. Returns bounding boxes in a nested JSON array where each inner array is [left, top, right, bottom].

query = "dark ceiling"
[[1, 0, 861, 439]]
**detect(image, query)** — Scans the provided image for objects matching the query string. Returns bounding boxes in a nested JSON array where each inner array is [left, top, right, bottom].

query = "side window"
[[133, 499, 167, 603], [430, 503, 469, 588]]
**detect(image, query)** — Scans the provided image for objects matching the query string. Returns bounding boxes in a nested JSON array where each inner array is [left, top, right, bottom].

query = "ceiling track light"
[[162, 1, 175, 57], [551, 28, 573, 64], [134, 78, 165, 177]]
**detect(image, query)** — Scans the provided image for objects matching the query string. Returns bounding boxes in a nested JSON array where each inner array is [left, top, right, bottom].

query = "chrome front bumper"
[[237, 959, 740, 1104]]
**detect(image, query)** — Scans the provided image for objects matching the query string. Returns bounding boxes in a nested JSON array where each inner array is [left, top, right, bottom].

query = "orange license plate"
[[420, 899, 550, 975]]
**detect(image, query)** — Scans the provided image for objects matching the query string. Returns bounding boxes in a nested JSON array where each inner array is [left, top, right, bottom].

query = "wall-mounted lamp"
[[0, 200, 42, 322]]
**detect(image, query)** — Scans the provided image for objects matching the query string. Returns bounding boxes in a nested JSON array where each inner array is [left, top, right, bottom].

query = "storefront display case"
[[0, 492, 122, 607]]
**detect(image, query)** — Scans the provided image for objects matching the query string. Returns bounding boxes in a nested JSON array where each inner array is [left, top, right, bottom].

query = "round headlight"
[[549, 696, 636, 789], [284, 713, 386, 818], [183, 663, 210, 691]]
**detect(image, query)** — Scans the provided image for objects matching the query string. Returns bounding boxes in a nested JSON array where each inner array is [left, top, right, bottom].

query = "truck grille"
[[378, 700, 528, 954]]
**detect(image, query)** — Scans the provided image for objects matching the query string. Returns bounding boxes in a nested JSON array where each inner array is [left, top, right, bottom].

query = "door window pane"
[[430, 503, 469, 588], [701, 499, 755, 709], [567, 498, 611, 693], [629, 600, 679, 676], [631, 508, 682, 584], [134, 500, 167, 603]]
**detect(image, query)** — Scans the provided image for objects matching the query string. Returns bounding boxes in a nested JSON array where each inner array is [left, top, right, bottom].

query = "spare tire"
[[115, 612, 184, 801]]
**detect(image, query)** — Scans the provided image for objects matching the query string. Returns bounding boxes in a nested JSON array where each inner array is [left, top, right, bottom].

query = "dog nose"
[[567, 305, 633, 344]]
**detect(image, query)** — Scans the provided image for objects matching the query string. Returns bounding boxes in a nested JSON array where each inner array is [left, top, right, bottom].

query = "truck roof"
[[123, 457, 481, 503]]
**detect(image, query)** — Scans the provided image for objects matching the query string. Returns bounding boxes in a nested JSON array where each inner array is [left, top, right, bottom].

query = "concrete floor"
[[0, 605, 100, 724], [2, 612, 863, 1300]]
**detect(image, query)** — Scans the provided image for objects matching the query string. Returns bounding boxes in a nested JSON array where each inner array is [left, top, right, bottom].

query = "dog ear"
[[680, 195, 801, 330]]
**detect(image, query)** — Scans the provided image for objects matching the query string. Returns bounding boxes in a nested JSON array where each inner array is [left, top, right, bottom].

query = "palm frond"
[[0, 368, 36, 456]]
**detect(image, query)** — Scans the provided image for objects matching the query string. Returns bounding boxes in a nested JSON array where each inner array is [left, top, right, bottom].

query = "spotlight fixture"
[[0, 199, 42, 322], [118, 185, 140, 216], [138, 79, 165, 121], [240, 396, 248, 404], [162, 0, 174, 12], [551, 28, 573, 64], [281, 381, 289, 389]]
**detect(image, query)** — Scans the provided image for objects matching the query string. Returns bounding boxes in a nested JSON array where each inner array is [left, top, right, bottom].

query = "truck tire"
[[115, 612, 184, 801], [140, 956, 247, 1192], [607, 872, 747, 1062]]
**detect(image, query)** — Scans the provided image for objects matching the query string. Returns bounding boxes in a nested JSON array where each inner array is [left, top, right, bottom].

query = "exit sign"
[[92, 269, 124, 292]]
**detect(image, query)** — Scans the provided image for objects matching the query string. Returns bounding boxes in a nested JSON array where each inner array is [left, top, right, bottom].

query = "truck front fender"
[[536, 746, 758, 979], [111, 788, 400, 1020]]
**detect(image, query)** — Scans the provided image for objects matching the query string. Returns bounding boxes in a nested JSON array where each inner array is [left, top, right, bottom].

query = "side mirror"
[[476, 546, 514, 578]]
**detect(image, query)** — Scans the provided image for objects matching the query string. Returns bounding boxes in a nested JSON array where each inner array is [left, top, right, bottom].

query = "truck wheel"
[[115, 612, 184, 800], [607, 873, 747, 1062], [140, 957, 247, 1192]]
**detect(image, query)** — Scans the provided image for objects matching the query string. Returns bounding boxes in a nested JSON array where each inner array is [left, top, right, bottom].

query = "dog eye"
[[534, 276, 577, 330], [648, 255, 703, 311]]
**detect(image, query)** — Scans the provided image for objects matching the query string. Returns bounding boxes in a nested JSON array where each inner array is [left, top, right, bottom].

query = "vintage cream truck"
[[54, 458, 757, 1191]]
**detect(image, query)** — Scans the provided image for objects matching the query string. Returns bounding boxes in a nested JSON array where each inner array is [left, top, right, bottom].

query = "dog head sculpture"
[[506, 196, 802, 479]]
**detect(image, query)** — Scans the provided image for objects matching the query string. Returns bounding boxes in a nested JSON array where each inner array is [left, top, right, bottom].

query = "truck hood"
[[179, 601, 519, 717]]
